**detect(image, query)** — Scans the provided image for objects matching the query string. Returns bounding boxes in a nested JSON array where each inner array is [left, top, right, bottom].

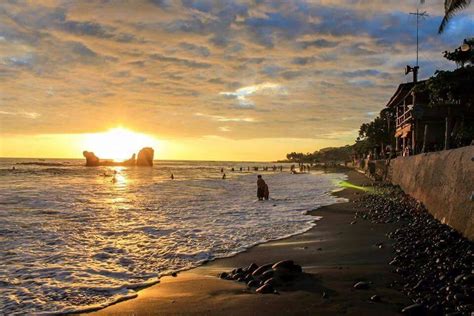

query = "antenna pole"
[[416, 8, 419, 66], [409, 9, 428, 67]]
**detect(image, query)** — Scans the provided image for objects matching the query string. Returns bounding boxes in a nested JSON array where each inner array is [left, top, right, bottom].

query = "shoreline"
[[88, 169, 411, 315]]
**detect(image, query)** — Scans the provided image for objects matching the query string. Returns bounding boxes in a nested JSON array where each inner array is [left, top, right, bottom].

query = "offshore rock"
[[137, 147, 154, 166], [83, 151, 100, 166], [122, 153, 136, 166], [83, 147, 154, 167]]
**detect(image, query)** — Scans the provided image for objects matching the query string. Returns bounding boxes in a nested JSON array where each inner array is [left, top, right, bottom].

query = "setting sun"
[[81, 127, 159, 161]]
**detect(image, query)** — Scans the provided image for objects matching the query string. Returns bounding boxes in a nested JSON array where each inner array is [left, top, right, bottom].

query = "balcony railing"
[[396, 110, 412, 127]]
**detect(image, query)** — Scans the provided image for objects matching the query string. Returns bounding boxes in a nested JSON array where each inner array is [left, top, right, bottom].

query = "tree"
[[418, 66, 474, 108], [443, 38, 474, 68], [356, 109, 395, 153], [438, 0, 472, 33]]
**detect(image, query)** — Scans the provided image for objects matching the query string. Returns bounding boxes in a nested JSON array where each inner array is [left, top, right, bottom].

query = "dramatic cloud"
[[0, 0, 473, 159], [195, 113, 256, 122], [220, 83, 287, 108]]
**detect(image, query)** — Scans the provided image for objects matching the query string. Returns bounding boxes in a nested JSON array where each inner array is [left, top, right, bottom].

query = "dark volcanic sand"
[[90, 170, 416, 315]]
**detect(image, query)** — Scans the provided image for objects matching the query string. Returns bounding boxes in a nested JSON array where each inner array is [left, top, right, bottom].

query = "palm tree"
[[438, 0, 472, 33]]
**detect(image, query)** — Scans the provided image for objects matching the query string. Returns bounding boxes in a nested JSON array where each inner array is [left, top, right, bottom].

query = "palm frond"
[[439, 0, 472, 33]]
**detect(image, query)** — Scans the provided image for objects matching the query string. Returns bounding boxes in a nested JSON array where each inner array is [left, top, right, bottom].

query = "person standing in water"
[[257, 175, 268, 200], [222, 173, 226, 179]]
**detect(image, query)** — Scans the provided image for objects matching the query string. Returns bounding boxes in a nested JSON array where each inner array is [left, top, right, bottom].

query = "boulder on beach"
[[219, 259, 305, 295], [137, 147, 154, 166]]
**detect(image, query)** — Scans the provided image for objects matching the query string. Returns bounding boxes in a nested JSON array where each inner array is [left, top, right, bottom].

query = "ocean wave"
[[16, 162, 67, 166]]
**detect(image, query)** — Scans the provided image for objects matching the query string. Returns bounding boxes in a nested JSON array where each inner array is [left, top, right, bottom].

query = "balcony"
[[396, 110, 412, 128]]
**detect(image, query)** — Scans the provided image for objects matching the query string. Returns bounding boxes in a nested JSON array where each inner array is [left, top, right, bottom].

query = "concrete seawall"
[[388, 146, 474, 240]]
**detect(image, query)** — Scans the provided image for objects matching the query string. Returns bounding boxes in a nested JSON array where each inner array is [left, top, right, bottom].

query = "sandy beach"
[[89, 170, 411, 315]]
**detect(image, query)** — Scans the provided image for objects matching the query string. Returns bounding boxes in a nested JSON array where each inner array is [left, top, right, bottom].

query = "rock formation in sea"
[[122, 153, 136, 166], [82, 148, 153, 167], [136, 147, 154, 166], [83, 151, 100, 167]]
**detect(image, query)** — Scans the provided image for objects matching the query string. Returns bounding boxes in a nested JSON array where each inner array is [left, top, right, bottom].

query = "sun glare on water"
[[82, 127, 159, 161]]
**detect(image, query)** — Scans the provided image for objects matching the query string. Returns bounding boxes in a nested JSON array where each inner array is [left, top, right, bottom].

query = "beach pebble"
[[454, 274, 464, 284], [264, 277, 275, 286], [252, 263, 273, 277], [401, 303, 425, 315], [246, 263, 258, 274], [222, 260, 305, 295], [272, 260, 294, 270], [462, 274, 473, 285], [247, 280, 259, 288], [256, 283, 274, 294], [353, 281, 370, 290], [259, 269, 274, 281], [291, 264, 302, 273], [356, 185, 474, 314]]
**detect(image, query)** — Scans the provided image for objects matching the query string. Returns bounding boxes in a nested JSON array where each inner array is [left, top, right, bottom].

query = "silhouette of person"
[[264, 183, 269, 200], [171, 173, 174, 180], [222, 173, 226, 179], [257, 175, 267, 200]]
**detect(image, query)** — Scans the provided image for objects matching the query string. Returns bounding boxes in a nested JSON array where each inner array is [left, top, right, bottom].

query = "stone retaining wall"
[[388, 146, 474, 240]]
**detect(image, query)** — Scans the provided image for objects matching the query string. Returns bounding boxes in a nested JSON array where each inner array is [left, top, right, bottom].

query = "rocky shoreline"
[[355, 185, 473, 315]]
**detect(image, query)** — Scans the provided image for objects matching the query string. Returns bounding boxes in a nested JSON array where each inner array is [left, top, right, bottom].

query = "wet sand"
[[90, 170, 410, 315]]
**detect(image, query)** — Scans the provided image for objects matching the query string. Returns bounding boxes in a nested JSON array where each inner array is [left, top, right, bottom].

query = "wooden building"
[[386, 80, 473, 155]]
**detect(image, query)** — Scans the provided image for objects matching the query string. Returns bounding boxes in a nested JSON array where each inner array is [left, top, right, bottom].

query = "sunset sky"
[[0, 0, 473, 161]]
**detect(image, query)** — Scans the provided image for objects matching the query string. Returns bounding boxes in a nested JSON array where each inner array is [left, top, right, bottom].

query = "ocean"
[[0, 158, 347, 314]]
